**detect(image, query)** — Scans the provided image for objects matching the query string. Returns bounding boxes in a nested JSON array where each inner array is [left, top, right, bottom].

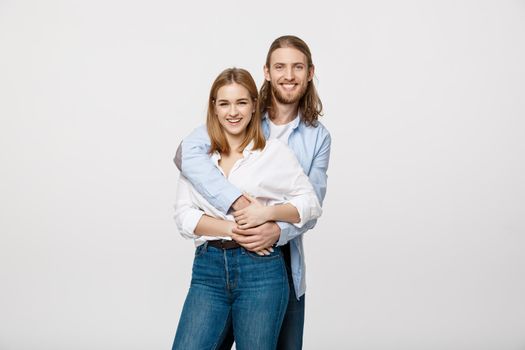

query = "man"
[[174, 35, 331, 349]]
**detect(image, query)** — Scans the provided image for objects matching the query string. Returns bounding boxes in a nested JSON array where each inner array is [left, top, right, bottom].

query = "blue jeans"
[[172, 243, 289, 350], [276, 263, 305, 350], [217, 248, 306, 350]]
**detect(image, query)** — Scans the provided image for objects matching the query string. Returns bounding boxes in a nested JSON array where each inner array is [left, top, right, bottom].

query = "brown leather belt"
[[207, 239, 241, 250]]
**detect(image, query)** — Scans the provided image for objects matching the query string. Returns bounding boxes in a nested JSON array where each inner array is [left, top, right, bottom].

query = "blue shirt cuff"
[[219, 187, 243, 214], [276, 221, 290, 246]]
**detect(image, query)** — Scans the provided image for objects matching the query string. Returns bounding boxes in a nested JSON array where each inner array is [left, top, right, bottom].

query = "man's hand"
[[231, 194, 250, 211], [231, 221, 281, 253], [233, 193, 270, 229]]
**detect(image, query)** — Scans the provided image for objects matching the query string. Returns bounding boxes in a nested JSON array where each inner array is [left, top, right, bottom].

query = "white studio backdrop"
[[1, 1, 524, 349]]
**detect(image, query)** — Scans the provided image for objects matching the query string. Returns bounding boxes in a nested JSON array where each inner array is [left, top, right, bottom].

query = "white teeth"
[[226, 118, 241, 123], [281, 84, 296, 91]]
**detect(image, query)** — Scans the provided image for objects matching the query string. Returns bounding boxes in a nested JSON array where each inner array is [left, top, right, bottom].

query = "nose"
[[284, 66, 294, 80], [229, 104, 239, 116]]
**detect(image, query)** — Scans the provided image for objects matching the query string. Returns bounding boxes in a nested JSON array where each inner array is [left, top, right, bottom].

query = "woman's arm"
[[195, 207, 274, 256], [194, 215, 235, 237], [232, 140, 323, 230], [175, 175, 273, 255], [275, 130, 331, 244], [175, 175, 238, 238], [233, 194, 300, 229]]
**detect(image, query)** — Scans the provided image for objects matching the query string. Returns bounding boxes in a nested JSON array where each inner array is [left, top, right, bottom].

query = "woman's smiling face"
[[214, 83, 255, 139]]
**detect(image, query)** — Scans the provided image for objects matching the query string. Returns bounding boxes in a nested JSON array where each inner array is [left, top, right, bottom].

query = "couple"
[[172, 35, 331, 350]]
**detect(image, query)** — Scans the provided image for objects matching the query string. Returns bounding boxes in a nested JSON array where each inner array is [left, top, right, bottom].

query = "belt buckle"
[[219, 239, 229, 249]]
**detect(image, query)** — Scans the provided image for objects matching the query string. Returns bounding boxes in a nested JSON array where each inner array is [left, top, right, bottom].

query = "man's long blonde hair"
[[259, 35, 323, 127]]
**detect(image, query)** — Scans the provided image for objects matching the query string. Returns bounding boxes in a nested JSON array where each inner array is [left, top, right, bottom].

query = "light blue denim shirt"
[[178, 113, 331, 298]]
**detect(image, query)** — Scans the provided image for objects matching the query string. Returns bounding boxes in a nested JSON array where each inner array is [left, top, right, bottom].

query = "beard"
[[271, 81, 308, 105]]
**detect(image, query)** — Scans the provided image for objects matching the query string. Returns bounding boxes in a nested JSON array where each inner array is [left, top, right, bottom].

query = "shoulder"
[[299, 120, 331, 139], [185, 124, 209, 142], [315, 121, 331, 138], [297, 120, 332, 151]]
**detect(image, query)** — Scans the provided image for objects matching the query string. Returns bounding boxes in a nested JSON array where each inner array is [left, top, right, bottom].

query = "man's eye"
[[295, 65, 304, 70]]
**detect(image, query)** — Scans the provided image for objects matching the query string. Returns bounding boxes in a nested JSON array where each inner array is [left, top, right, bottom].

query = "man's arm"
[[175, 125, 246, 214], [232, 130, 331, 249]]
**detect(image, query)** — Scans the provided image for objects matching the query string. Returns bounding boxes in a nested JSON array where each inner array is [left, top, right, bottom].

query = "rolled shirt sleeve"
[[268, 140, 323, 228], [275, 128, 331, 245], [173, 175, 204, 240]]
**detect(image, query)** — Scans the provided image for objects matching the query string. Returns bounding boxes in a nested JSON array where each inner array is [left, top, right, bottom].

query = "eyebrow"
[[273, 62, 306, 66], [216, 98, 250, 102]]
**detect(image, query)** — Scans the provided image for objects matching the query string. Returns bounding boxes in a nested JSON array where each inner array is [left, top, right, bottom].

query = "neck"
[[224, 133, 245, 154], [270, 99, 299, 125]]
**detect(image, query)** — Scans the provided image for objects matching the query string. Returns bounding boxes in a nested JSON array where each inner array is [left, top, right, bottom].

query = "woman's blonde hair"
[[207, 68, 266, 155]]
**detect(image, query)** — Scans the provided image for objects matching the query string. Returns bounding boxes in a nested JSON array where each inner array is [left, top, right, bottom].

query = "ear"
[[263, 65, 271, 82], [308, 64, 315, 82]]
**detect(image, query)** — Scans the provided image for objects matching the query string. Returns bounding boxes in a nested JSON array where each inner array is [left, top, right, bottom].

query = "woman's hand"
[[233, 193, 270, 229]]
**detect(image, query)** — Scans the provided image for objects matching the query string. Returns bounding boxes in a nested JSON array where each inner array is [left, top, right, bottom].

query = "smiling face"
[[264, 47, 314, 105], [214, 83, 255, 140]]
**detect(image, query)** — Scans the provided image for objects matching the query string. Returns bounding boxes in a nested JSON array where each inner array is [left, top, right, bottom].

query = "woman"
[[172, 68, 321, 350]]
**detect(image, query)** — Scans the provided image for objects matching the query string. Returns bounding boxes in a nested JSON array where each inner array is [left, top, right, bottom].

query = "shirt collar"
[[242, 140, 257, 156], [262, 111, 301, 130], [210, 140, 258, 164]]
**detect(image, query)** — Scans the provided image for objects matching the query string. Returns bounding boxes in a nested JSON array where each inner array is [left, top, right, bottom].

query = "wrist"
[[223, 221, 236, 237], [273, 222, 281, 246], [265, 206, 276, 222], [274, 221, 285, 246], [231, 195, 250, 211]]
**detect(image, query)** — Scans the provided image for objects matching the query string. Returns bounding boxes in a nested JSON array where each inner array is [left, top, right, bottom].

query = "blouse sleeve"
[[266, 141, 322, 228], [173, 175, 205, 239]]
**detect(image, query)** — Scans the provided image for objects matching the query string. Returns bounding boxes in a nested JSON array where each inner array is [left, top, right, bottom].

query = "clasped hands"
[[230, 193, 280, 256]]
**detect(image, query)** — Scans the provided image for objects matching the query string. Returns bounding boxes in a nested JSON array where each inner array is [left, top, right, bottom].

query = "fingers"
[[251, 244, 271, 252], [236, 216, 248, 225], [253, 247, 276, 255], [232, 233, 275, 254], [243, 192, 255, 203], [231, 235, 271, 252], [232, 209, 245, 219], [235, 219, 245, 225], [230, 233, 259, 244], [239, 222, 255, 230], [252, 245, 275, 256], [231, 226, 258, 235], [240, 240, 270, 252], [256, 249, 270, 256]]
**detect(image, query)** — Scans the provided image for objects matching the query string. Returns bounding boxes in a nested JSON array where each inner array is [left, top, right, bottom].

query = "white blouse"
[[174, 139, 322, 246]]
